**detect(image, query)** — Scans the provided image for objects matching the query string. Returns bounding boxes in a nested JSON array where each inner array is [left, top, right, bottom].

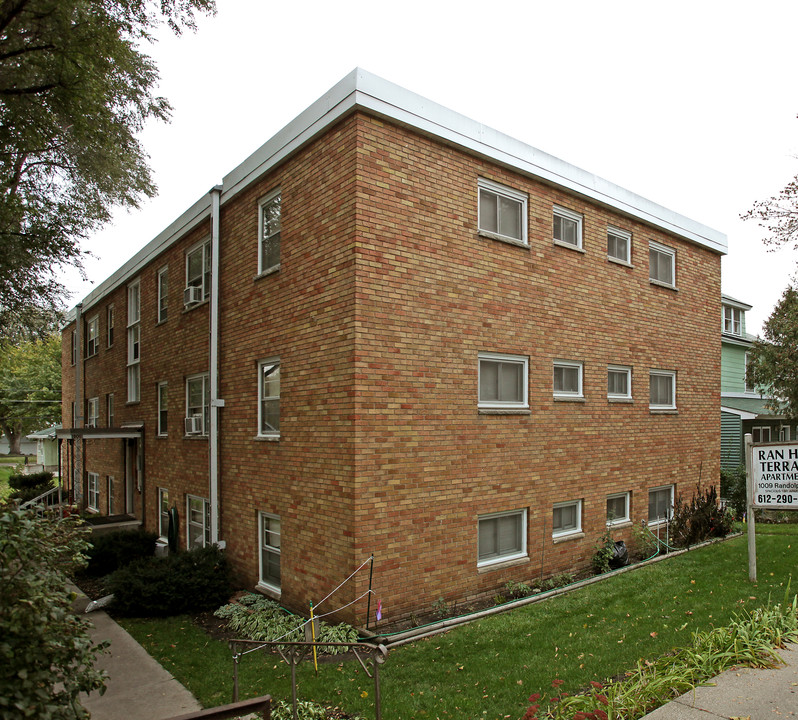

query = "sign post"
[[747, 436, 798, 583]]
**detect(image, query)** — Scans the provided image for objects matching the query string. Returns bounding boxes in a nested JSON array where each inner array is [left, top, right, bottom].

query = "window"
[[86, 316, 99, 357], [259, 512, 282, 592], [159, 488, 170, 538], [648, 485, 674, 524], [186, 373, 209, 436], [157, 382, 168, 436], [477, 509, 526, 567], [649, 241, 675, 287], [127, 281, 140, 403], [87, 472, 99, 512], [185, 240, 211, 303], [607, 365, 632, 400], [478, 178, 527, 245], [753, 426, 772, 443], [607, 227, 631, 263], [553, 360, 583, 398], [258, 360, 280, 436], [781, 425, 791, 442], [187, 495, 210, 548], [606, 492, 630, 525], [107, 476, 114, 514], [107, 304, 115, 347], [553, 206, 583, 249], [723, 306, 741, 335], [157, 266, 168, 323], [86, 397, 99, 428], [106, 393, 115, 427], [553, 500, 582, 537], [649, 370, 676, 410], [478, 353, 528, 409], [258, 190, 282, 274]]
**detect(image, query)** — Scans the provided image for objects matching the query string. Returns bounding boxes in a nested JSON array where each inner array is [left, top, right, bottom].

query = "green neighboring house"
[[721, 294, 791, 469]]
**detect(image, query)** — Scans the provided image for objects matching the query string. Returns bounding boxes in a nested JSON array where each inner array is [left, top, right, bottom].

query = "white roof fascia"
[[721, 406, 758, 420], [721, 295, 753, 311]]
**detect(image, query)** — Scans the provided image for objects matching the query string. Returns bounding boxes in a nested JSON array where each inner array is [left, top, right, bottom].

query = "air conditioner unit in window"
[[184, 285, 203, 305], [184, 415, 204, 435]]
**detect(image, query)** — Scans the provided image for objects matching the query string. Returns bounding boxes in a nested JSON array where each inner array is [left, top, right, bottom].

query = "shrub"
[[504, 580, 533, 599], [670, 483, 734, 548], [83, 529, 158, 577], [7, 470, 54, 503], [720, 465, 747, 519], [108, 545, 232, 617]]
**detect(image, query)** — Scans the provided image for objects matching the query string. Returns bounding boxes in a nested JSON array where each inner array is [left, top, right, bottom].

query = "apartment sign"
[[752, 443, 798, 509]]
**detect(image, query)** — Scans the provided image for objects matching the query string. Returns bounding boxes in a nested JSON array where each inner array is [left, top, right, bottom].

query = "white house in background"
[[25, 425, 61, 473]]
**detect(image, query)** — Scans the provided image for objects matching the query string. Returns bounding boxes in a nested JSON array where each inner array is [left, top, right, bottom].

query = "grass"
[[118, 527, 798, 720], [0, 465, 14, 502]]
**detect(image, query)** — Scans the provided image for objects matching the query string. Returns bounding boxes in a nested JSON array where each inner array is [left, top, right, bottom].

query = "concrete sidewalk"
[[642, 643, 798, 719], [71, 585, 202, 720]]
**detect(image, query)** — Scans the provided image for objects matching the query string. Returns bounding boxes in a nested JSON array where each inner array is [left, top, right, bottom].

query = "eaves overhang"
[[66, 68, 727, 322]]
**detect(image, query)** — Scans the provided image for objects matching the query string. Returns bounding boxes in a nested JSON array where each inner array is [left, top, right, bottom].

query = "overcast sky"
[[62, 0, 798, 336]]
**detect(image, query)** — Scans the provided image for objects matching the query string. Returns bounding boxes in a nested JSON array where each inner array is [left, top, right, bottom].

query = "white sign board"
[[751, 442, 798, 509]]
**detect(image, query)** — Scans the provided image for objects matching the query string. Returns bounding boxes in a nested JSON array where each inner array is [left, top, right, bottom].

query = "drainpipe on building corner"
[[209, 186, 223, 547], [74, 303, 84, 504]]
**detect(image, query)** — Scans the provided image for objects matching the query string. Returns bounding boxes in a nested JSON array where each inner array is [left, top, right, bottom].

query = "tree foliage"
[[0, 508, 105, 719], [746, 285, 798, 420], [0, 0, 215, 337], [0, 333, 61, 454], [743, 170, 798, 250]]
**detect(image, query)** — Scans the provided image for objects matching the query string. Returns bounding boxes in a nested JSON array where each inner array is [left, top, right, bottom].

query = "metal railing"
[[19, 485, 64, 517]]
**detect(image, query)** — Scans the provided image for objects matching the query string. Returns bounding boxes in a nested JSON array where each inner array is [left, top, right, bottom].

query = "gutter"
[[209, 186, 223, 547]]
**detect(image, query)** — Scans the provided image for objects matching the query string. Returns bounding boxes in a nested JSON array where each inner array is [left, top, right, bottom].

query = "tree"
[[0, 507, 105, 719], [746, 286, 798, 420], [0, 0, 215, 338], [0, 333, 61, 454], [743, 172, 798, 249]]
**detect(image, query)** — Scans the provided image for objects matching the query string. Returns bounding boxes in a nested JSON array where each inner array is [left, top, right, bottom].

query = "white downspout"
[[209, 186, 224, 546]]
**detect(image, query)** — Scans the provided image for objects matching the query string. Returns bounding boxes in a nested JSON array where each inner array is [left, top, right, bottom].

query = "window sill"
[[608, 257, 633, 268], [182, 298, 209, 313], [650, 408, 678, 415], [254, 434, 281, 441], [254, 264, 281, 281], [552, 531, 584, 544], [125, 401, 140, 407], [478, 230, 529, 250], [255, 582, 281, 600], [156, 433, 168, 439], [477, 555, 529, 573], [86, 507, 99, 514], [155, 319, 168, 327], [608, 397, 633, 404], [649, 279, 678, 291], [554, 396, 585, 403], [478, 408, 531, 415], [183, 434, 209, 440], [553, 239, 585, 253], [607, 519, 632, 530]]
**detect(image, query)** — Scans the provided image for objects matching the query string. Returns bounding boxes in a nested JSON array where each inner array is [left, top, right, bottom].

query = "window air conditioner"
[[184, 415, 204, 435], [184, 285, 203, 305]]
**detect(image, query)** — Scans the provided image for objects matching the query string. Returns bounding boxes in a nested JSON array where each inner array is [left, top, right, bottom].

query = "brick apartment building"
[[60, 69, 727, 625]]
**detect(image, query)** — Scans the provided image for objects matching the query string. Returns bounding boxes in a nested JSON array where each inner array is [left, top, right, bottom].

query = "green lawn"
[[0, 465, 13, 501], [119, 527, 798, 719]]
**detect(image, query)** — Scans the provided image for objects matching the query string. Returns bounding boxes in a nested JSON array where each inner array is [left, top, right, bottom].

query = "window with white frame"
[[781, 425, 791, 442], [607, 227, 631, 263], [86, 316, 99, 357], [649, 370, 676, 410], [258, 190, 282, 274], [552, 500, 581, 537], [649, 241, 675, 287], [259, 512, 281, 592], [187, 495, 210, 548], [553, 360, 583, 398], [127, 280, 140, 403], [606, 492, 630, 525], [607, 365, 632, 400], [106, 393, 114, 427], [258, 360, 280, 436], [186, 373, 209, 435], [158, 488, 170, 538], [723, 305, 741, 335], [107, 304, 115, 347], [157, 266, 168, 323], [185, 240, 211, 304], [648, 485, 674, 524], [107, 476, 114, 514], [87, 472, 99, 512], [553, 206, 583, 249], [157, 382, 168, 436], [753, 426, 772, 443], [86, 397, 99, 428], [478, 353, 528, 409], [477, 509, 526, 566], [478, 178, 527, 245]]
